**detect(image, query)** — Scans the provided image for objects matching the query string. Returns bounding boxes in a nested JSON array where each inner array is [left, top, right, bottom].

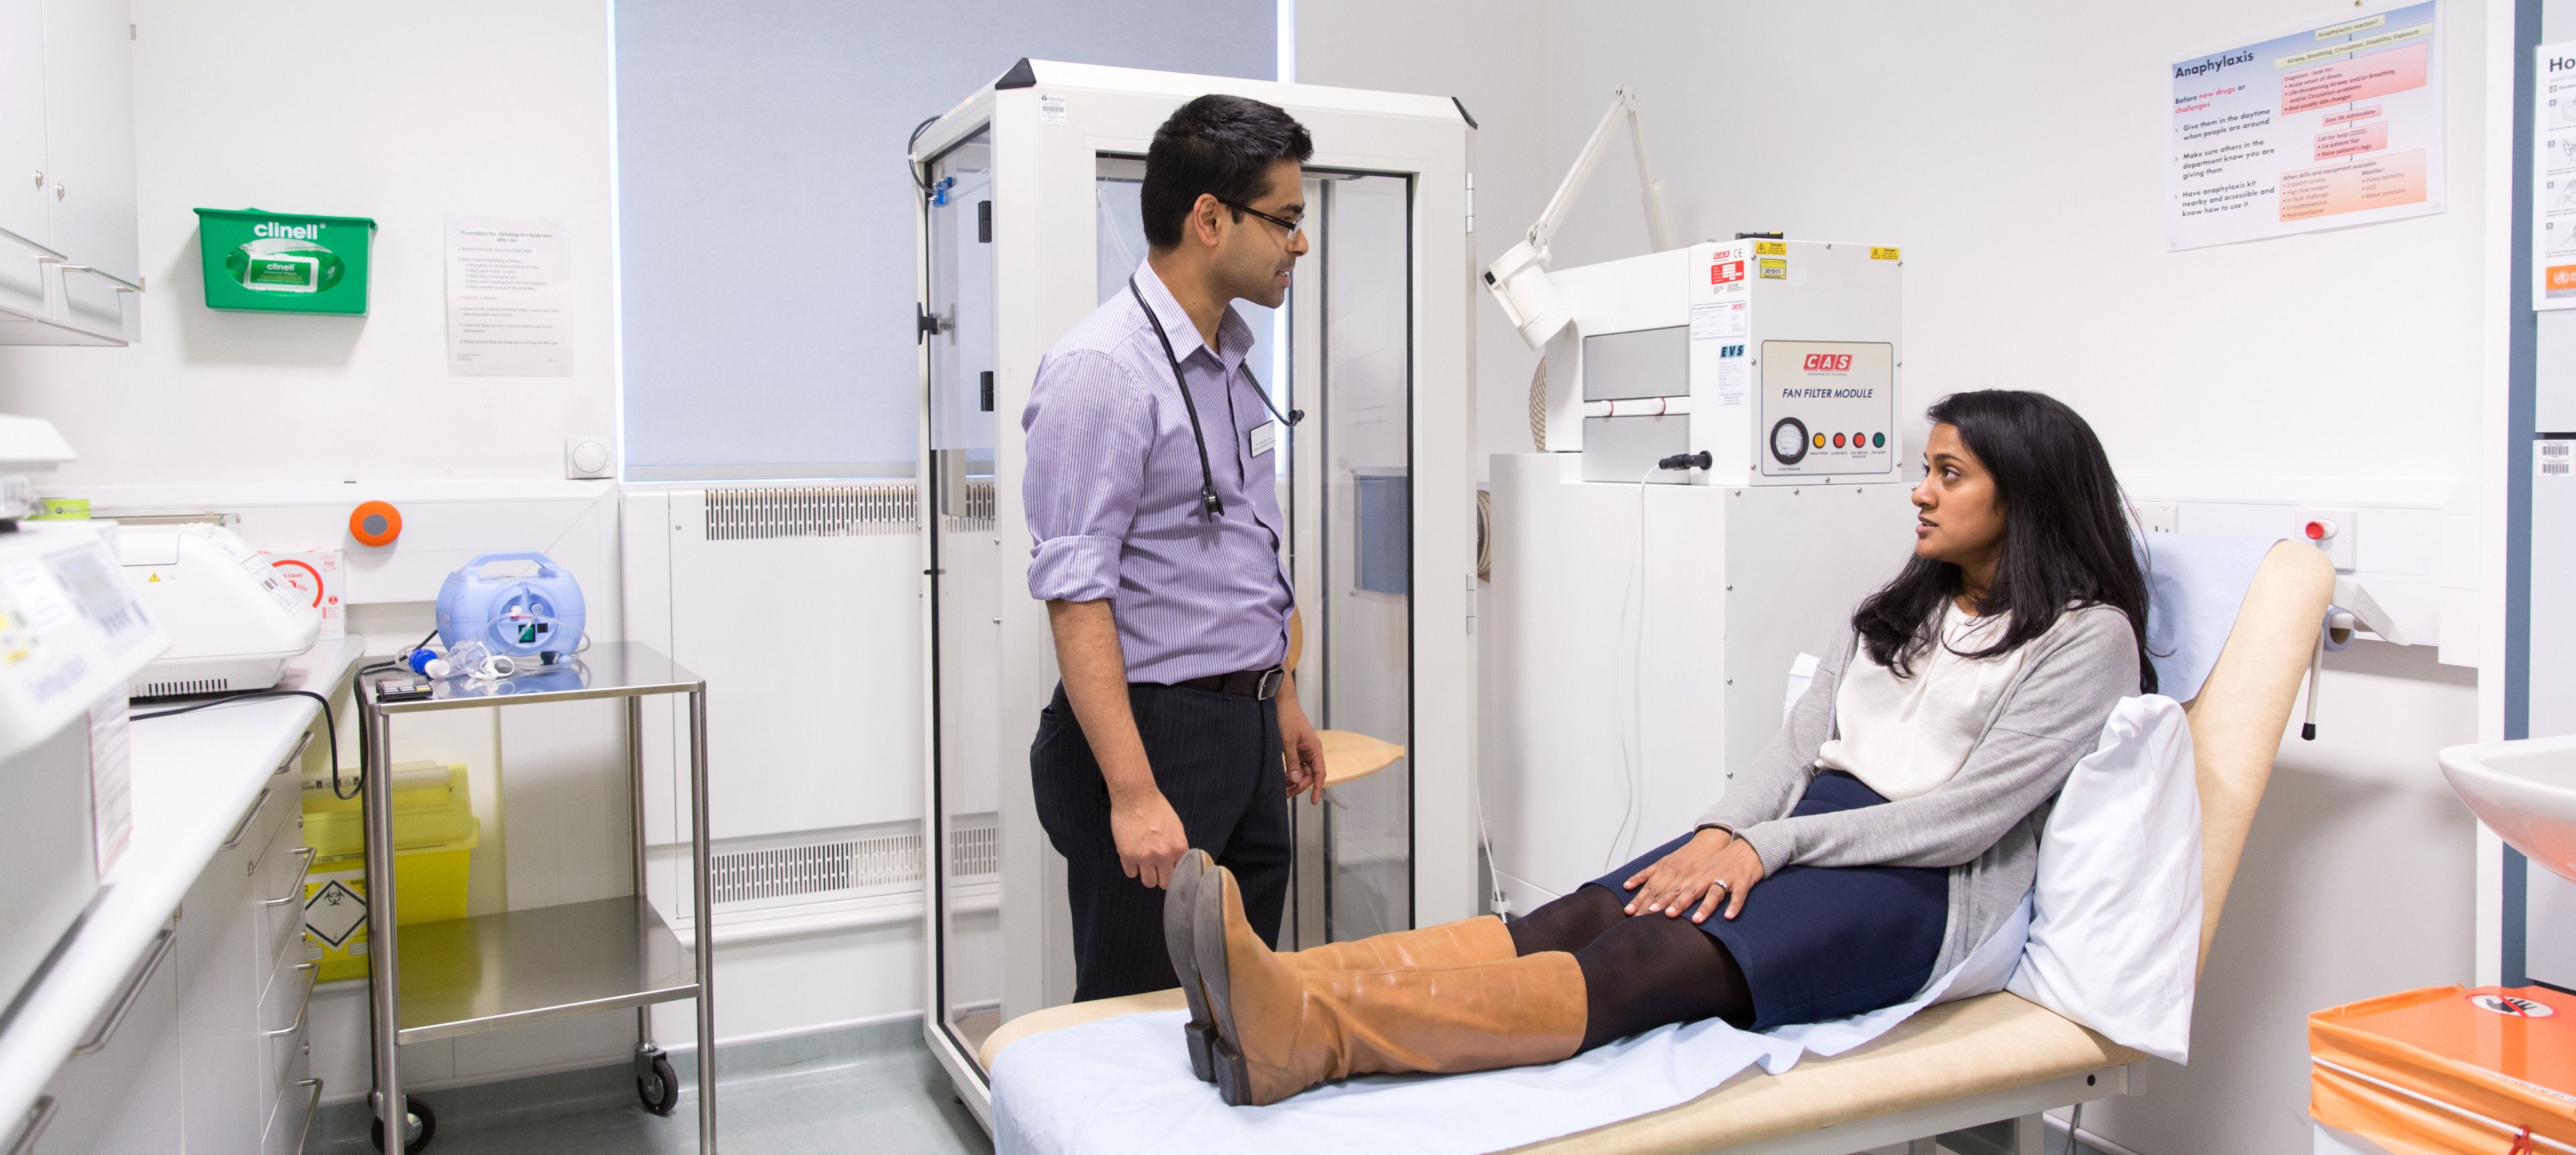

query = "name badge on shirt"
[[1248, 420, 1279, 459]]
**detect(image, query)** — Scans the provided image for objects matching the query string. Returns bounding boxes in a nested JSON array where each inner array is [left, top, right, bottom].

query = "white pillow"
[[2005, 694, 2204, 1063]]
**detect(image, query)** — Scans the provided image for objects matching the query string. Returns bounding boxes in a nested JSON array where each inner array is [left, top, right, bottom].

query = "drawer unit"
[[32, 918, 184, 1154]]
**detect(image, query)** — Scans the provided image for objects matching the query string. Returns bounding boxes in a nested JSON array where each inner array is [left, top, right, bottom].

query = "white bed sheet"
[[991, 895, 2032, 1155]]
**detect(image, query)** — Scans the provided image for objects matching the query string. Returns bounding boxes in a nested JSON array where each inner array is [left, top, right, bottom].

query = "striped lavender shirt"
[[1021, 261, 1292, 686]]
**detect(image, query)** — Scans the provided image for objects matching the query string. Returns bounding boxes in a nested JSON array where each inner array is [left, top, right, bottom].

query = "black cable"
[[134, 688, 351, 798], [908, 114, 940, 192]]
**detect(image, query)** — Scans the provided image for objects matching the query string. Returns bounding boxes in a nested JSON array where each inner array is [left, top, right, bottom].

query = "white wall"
[[0, 0, 618, 484], [1305, 3, 2491, 1152], [1296, 0, 1554, 477]]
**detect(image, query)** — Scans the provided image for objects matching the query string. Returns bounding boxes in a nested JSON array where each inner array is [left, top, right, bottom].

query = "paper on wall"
[[2534, 43, 2576, 308], [2168, 2, 2444, 250], [445, 217, 573, 377]]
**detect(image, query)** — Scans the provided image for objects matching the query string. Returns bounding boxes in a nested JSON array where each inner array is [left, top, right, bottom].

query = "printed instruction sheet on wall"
[[2168, 2, 2444, 250], [2533, 43, 2576, 308], [445, 217, 573, 376]]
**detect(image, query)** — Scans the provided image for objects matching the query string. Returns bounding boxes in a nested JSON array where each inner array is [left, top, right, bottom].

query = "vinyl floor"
[[307, 1019, 991, 1155]]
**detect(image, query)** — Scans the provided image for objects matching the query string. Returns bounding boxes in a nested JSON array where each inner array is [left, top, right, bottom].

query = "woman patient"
[[1163, 389, 2158, 1107]]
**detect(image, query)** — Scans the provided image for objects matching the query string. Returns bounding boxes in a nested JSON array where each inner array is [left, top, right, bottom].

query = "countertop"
[[0, 637, 363, 1134]]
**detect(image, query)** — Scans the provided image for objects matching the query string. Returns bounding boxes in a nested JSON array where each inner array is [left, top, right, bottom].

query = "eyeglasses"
[[1219, 199, 1304, 238]]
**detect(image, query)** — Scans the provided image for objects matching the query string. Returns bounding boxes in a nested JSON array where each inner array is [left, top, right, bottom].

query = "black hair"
[[1851, 389, 2156, 694], [1141, 95, 1314, 250]]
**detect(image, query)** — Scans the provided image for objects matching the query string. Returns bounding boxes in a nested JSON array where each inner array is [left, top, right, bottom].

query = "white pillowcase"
[[2006, 694, 2204, 1063]]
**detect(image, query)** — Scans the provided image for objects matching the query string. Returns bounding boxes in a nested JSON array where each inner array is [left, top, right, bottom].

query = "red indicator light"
[[1833, 433, 1847, 447]]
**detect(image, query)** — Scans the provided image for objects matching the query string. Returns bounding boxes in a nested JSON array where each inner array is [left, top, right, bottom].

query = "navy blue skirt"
[[1586, 772, 1947, 1031]]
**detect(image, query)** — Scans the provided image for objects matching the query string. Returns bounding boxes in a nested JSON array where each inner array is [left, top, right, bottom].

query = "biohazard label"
[[305, 879, 367, 948]]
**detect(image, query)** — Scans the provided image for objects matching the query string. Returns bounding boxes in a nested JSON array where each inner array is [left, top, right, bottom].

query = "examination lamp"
[[1481, 86, 1677, 351]]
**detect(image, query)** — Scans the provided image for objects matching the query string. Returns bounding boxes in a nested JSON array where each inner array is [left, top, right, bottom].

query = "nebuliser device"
[[428, 551, 586, 676]]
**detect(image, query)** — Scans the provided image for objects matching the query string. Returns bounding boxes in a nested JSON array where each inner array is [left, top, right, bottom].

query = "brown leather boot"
[[1195, 864, 1586, 1106], [1281, 916, 1518, 972], [1170, 859, 1518, 1084], [1164, 849, 1221, 1082]]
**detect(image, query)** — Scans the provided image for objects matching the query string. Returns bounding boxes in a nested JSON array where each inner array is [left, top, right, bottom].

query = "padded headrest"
[[2181, 541, 2334, 971]]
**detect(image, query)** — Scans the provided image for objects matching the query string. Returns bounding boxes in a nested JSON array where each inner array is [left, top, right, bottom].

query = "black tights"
[[1507, 884, 1754, 1052]]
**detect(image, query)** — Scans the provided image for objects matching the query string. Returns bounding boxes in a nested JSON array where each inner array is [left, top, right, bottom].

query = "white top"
[[1816, 603, 2036, 802]]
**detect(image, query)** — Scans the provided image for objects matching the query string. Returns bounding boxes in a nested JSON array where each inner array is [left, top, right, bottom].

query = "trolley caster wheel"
[[369, 1099, 436, 1153], [637, 1051, 682, 1116]]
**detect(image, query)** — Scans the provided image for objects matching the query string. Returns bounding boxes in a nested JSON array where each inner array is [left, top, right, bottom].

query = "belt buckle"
[[1254, 667, 1284, 700]]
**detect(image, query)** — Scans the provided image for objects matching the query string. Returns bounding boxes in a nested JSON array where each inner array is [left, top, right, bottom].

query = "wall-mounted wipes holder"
[[193, 207, 377, 315]]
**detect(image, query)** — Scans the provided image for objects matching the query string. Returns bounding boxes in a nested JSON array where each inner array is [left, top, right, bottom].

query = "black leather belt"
[[1166, 666, 1286, 700]]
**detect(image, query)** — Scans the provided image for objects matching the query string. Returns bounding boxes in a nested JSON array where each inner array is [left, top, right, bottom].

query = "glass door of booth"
[[1095, 159, 1417, 948], [925, 130, 1004, 1066]]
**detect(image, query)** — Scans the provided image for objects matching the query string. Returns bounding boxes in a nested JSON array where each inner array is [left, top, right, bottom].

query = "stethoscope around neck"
[[1130, 276, 1301, 518]]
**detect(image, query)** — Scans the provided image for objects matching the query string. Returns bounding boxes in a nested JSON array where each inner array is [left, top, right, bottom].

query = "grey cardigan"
[[1696, 604, 2141, 982]]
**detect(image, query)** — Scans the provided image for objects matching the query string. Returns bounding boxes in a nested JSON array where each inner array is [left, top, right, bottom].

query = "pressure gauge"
[[1769, 417, 1809, 465]]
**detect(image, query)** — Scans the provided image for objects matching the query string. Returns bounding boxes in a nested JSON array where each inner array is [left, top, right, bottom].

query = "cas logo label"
[[1802, 353, 1854, 373]]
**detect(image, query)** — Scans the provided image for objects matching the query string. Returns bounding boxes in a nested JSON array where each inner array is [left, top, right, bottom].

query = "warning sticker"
[[1753, 240, 1788, 256], [305, 879, 367, 948], [1757, 258, 1789, 281], [1870, 246, 1901, 261]]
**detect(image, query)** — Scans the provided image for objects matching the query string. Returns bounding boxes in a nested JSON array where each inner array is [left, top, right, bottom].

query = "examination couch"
[[984, 541, 2335, 1154]]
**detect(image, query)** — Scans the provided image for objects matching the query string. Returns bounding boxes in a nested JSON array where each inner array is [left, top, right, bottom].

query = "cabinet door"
[[35, 928, 185, 1155], [36, 0, 134, 293], [0, 0, 50, 312], [0, 0, 46, 250]]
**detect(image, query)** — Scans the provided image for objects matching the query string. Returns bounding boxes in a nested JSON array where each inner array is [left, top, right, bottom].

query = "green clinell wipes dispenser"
[[193, 208, 376, 315]]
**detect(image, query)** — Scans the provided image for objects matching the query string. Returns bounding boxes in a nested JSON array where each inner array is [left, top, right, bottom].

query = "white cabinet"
[[177, 779, 306, 1155], [32, 733, 322, 1155], [0, 0, 137, 345], [31, 922, 185, 1155]]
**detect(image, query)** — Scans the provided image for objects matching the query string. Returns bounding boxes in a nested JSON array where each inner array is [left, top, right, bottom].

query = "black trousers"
[[1030, 680, 1293, 1002]]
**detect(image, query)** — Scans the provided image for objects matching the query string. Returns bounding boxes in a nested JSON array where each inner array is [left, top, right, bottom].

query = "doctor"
[[1021, 94, 1327, 1001]]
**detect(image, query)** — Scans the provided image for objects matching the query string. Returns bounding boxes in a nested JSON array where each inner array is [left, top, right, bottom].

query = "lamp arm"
[[1527, 87, 1668, 259]]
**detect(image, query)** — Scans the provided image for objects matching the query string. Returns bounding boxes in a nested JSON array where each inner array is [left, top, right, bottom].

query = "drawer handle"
[[220, 787, 273, 851], [266, 963, 319, 1038], [3, 1097, 56, 1155], [291, 1079, 323, 1154], [275, 730, 315, 776], [71, 919, 177, 1057], [263, 847, 318, 907]]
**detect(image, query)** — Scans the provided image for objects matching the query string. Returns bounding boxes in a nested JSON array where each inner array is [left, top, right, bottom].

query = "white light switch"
[[565, 435, 614, 479]]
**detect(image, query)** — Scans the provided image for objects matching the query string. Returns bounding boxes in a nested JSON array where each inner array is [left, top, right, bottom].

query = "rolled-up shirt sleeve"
[[1023, 349, 1152, 604]]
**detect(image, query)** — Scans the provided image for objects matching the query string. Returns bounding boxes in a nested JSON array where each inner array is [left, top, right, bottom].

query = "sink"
[[2441, 736, 2576, 884]]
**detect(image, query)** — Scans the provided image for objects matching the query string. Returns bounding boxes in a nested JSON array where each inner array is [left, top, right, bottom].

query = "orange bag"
[[2310, 985, 2576, 1155]]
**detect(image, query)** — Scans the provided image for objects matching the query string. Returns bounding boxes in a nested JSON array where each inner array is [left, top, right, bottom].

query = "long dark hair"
[[1852, 390, 2155, 694]]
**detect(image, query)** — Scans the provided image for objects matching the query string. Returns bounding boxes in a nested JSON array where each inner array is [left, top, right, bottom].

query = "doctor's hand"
[[1276, 686, 1326, 805], [1110, 786, 1190, 889], [1622, 827, 1769, 923]]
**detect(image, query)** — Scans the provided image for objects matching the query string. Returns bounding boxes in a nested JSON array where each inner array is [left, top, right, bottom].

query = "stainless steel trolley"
[[356, 641, 717, 1152]]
